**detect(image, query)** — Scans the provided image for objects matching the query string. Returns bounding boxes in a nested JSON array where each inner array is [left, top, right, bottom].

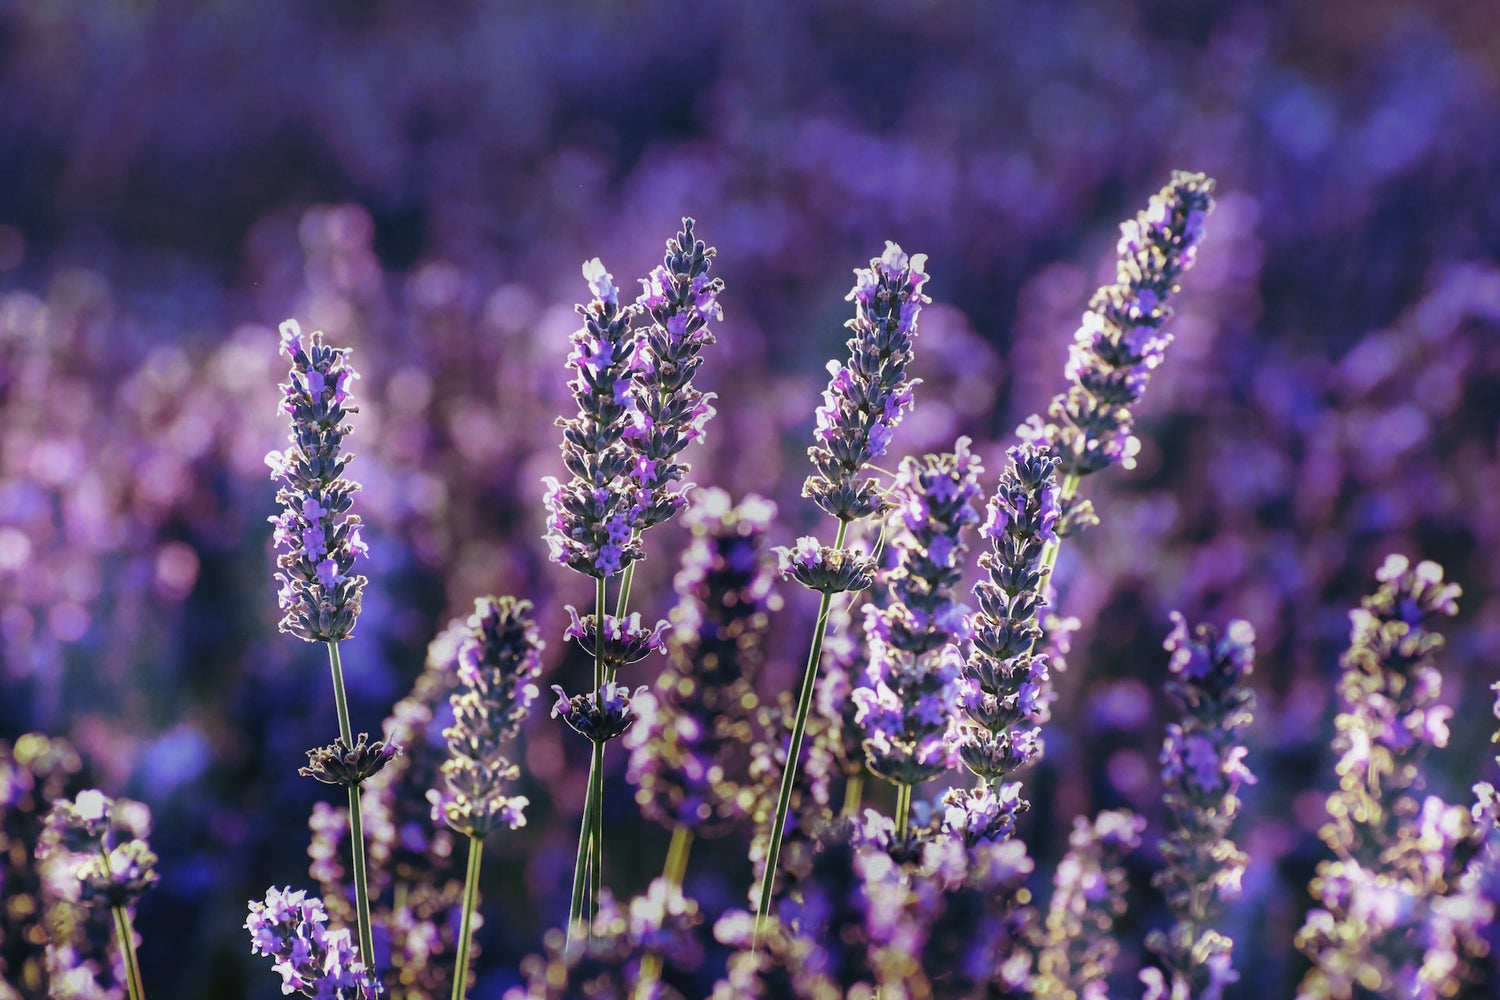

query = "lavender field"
[[3, 2, 1500, 998]]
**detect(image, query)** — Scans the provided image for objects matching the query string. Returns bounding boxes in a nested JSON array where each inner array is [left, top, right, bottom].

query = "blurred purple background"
[[3, 1, 1500, 996]]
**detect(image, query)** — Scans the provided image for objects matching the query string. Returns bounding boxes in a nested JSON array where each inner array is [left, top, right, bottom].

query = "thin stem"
[[325, 641, 379, 988], [111, 903, 147, 1000], [99, 843, 146, 1000], [565, 766, 598, 955], [634, 827, 695, 1000], [1038, 473, 1081, 577], [894, 782, 913, 841], [663, 825, 694, 888], [842, 775, 865, 819], [753, 516, 851, 949], [588, 739, 603, 932], [450, 833, 484, 1000]]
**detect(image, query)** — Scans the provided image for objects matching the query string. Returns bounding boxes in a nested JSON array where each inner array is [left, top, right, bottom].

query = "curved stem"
[[753, 517, 850, 949], [326, 641, 378, 987], [450, 833, 484, 1000]]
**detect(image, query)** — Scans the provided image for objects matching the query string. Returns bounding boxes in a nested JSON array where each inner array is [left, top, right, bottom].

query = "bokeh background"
[[3, 0, 1500, 997]]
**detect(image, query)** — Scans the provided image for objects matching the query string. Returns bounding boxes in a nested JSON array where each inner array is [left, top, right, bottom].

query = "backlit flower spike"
[[432, 596, 545, 837], [1145, 614, 1256, 999], [562, 605, 670, 671], [954, 443, 1060, 808], [627, 218, 725, 531], [803, 242, 930, 522], [626, 489, 780, 834], [1019, 171, 1216, 484], [552, 681, 649, 744], [267, 319, 369, 642], [1031, 810, 1145, 1000], [542, 259, 646, 579], [1295, 556, 1490, 1000]]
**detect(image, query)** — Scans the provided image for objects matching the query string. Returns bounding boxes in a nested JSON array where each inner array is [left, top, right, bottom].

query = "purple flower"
[[804, 242, 929, 521], [245, 886, 380, 999], [1296, 556, 1490, 997], [543, 260, 646, 579], [1148, 614, 1256, 993], [551, 681, 647, 744], [562, 605, 669, 670], [266, 319, 368, 642], [626, 219, 725, 531], [775, 535, 875, 595], [1030, 811, 1144, 1000], [1020, 172, 1215, 479], [434, 596, 544, 837]]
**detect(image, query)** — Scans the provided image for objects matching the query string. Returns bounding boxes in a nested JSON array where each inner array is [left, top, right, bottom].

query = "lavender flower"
[[432, 596, 544, 837], [1018, 171, 1216, 482], [300, 733, 401, 787], [551, 681, 648, 744], [773, 536, 875, 595], [853, 637, 966, 788], [1295, 555, 1489, 999], [803, 241, 929, 522], [627, 218, 724, 531], [562, 607, 670, 672], [952, 443, 1060, 825], [625, 489, 779, 834], [267, 319, 369, 643], [1030, 810, 1146, 1000], [245, 886, 380, 1000], [542, 259, 645, 579], [1144, 614, 1256, 1000]]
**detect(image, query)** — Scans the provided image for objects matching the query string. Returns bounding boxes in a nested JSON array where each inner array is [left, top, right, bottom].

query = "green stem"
[[1038, 473, 1081, 577], [99, 842, 146, 1000], [753, 517, 851, 949], [565, 766, 598, 955], [663, 825, 694, 888], [841, 775, 865, 819], [450, 833, 484, 1000], [634, 827, 695, 1000], [894, 782, 912, 841], [326, 641, 378, 987], [588, 739, 603, 934], [110, 902, 146, 1000]]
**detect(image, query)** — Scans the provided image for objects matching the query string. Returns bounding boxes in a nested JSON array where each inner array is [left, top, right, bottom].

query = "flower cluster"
[[1030, 810, 1145, 1000], [852, 440, 984, 789], [245, 886, 381, 999], [39, 789, 160, 910], [267, 320, 370, 642], [947, 443, 1060, 831], [542, 259, 647, 578], [551, 680, 648, 744], [627, 218, 724, 531], [626, 489, 780, 833], [300, 732, 401, 788], [1296, 555, 1489, 999], [773, 536, 875, 595], [501, 882, 706, 1000], [803, 241, 929, 522], [432, 596, 545, 837], [1019, 170, 1216, 479], [1144, 614, 1256, 1000]]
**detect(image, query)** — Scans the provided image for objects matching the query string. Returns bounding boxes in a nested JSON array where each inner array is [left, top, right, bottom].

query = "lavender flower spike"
[[1031, 810, 1146, 1000], [542, 259, 645, 579], [246, 886, 380, 999], [1296, 555, 1490, 999], [267, 319, 369, 642], [1019, 171, 1215, 481], [628, 218, 724, 531], [433, 596, 545, 837], [947, 443, 1059, 837], [1144, 614, 1256, 1000], [803, 241, 929, 521]]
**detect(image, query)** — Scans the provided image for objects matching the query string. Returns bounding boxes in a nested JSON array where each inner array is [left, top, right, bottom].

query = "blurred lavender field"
[[3, 1, 1500, 997]]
